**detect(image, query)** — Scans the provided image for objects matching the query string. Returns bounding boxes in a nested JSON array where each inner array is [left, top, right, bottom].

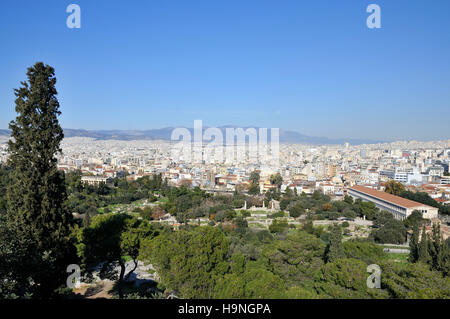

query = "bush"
[[148, 194, 158, 202], [269, 220, 289, 234], [370, 212, 407, 244], [289, 204, 304, 218], [139, 207, 153, 220], [280, 199, 291, 210], [232, 199, 245, 208], [240, 210, 251, 218], [269, 211, 286, 219], [234, 217, 248, 229], [342, 241, 385, 264], [343, 209, 357, 219]]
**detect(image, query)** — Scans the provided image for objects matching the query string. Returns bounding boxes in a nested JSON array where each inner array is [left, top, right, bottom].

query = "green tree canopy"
[[324, 225, 345, 263], [140, 226, 230, 298], [260, 231, 325, 288], [76, 213, 156, 298], [315, 258, 388, 299], [249, 171, 260, 186], [384, 180, 405, 196], [270, 173, 283, 188], [1, 62, 75, 298]]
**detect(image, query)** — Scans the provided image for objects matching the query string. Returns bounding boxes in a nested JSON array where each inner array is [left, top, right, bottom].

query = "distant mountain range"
[[0, 127, 384, 145]]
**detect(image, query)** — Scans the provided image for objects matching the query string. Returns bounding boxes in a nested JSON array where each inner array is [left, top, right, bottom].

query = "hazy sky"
[[0, 0, 449, 141]]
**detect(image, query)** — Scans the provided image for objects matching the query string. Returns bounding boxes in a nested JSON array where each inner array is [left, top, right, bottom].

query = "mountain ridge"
[[0, 127, 385, 145]]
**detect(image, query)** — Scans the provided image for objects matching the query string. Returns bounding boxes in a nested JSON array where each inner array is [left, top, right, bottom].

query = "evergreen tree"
[[324, 224, 345, 263], [4, 62, 75, 297], [430, 223, 450, 275], [418, 226, 430, 264], [437, 241, 450, 276], [430, 223, 441, 269], [408, 223, 419, 263], [249, 171, 260, 186]]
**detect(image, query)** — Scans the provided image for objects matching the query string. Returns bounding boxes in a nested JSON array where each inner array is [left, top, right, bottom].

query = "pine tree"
[[408, 223, 419, 263], [325, 224, 345, 263], [5, 62, 75, 297]]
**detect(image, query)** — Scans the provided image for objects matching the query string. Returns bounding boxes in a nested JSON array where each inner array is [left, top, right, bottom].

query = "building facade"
[[348, 185, 438, 220], [81, 176, 114, 186]]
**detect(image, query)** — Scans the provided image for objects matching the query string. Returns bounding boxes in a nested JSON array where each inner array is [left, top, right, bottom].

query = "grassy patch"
[[249, 223, 267, 229], [385, 252, 409, 266], [250, 210, 269, 215]]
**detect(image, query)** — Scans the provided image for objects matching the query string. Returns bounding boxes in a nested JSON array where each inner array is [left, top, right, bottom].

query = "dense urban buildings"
[[2, 135, 449, 209]]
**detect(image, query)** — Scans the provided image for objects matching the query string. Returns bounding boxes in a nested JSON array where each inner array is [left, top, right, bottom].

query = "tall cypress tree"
[[408, 223, 419, 263], [418, 226, 430, 264], [5, 62, 75, 297], [431, 223, 450, 275], [429, 223, 439, 269], [437, 240, 450, 276]]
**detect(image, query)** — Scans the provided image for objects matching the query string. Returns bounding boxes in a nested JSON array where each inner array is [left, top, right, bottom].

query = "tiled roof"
[[349, 185, 435, 209]]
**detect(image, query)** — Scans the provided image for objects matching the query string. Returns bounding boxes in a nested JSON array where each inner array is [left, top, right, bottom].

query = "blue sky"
[[0, 0, 449, 141]]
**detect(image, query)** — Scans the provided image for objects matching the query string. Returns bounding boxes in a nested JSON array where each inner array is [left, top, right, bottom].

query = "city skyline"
[[1, 0, 449, 141], [1, 1, 450, 302], [1, 125, 450, 144]]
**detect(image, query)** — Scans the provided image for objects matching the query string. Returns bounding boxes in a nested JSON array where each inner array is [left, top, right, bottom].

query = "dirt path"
[[73, 280, 115, 299]]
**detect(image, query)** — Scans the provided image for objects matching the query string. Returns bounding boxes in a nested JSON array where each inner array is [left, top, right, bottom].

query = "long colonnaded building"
[[347, 185, 439, 220]]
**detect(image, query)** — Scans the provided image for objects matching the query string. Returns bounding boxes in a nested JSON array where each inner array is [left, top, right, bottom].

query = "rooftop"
[[349, 185, 435, 209]]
